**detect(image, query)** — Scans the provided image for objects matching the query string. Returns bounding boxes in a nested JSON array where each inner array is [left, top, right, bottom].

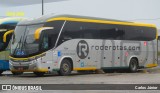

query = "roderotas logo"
[[76, 40, 89, 59]]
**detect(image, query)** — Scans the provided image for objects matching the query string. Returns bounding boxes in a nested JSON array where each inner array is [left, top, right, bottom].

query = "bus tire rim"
[[63, 63, 69, 72]]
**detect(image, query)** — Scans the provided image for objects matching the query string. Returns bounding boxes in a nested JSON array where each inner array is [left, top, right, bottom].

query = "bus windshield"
[[0, 24, 14, 51], [0, 31, 5, 51], [11, 24, 44, 57], [10, 21, 65, 57]]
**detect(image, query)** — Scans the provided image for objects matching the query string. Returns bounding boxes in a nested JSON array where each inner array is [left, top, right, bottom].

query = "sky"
[[0, 0, 160, 29]]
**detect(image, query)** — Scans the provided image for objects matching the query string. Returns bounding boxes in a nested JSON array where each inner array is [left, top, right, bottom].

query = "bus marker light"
[[125, 52, 128, 56]]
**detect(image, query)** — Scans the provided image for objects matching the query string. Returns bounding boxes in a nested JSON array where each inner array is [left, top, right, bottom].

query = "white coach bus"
[[9, 15, 158, 76]]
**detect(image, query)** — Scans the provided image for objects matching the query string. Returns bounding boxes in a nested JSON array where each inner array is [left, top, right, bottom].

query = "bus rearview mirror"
[[34, 27, 54, 40], [3, 30, 14, 42]]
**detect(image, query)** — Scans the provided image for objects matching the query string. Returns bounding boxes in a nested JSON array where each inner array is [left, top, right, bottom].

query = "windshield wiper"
[[17, 26, 28, 56], [13, 36, 22, 55], [21, 35, 27, 54]]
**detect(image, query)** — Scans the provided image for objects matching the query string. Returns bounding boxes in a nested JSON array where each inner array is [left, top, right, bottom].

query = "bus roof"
[[0, 17, 26, 25], [18, 14, 156, 28]]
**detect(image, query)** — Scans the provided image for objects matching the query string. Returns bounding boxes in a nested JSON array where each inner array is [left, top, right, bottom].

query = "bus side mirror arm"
[[3, 30, 14, 42], [34, 27, 54, 40]]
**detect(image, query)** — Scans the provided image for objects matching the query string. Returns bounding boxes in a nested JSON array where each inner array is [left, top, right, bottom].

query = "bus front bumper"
[[9, 61, 48, 72]]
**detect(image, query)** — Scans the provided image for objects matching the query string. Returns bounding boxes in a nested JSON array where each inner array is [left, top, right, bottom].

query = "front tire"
[[129, 58, 138, 73], [0, 70, 3, 75], [12, 72, 23, 75], [58, 59, 72, 76]]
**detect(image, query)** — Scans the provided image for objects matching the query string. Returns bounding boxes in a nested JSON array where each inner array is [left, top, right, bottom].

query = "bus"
[[0, 17, 25, 75], [9, 15, 158, 76]]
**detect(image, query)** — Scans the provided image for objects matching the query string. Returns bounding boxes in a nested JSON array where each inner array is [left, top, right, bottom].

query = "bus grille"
[[13, 66, 29, 70]]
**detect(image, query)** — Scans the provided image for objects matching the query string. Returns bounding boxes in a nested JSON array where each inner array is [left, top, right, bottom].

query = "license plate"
[[18, 67, 23, 70]]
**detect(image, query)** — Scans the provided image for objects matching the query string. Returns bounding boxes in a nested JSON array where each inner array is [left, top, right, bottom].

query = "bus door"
[[40, 30, 54, 68]]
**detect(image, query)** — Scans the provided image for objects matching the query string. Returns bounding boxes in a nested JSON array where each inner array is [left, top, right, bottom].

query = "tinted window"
[[0, 23, 17, 31], [99, 24, 156, 41], [42, 20, 64, 49], [98, 24, 125, 40], [0, 31, 13, 51], [60, 21, 125, 41], [58, 21, 100, 45], [125, 26, 156, 41], [0, 24, 16, 51], [58, 21, 156, 45]]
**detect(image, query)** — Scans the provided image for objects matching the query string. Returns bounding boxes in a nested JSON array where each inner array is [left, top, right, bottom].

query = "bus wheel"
[[0, 70, 3, 75], [58, 59, 72, 76], [34, 72, 45, 77], [129, 58, 138, 73], [12, 72, 23, 75]]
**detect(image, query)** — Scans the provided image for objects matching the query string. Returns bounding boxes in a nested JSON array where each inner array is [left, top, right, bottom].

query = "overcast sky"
[[0, 0, 160, 28]]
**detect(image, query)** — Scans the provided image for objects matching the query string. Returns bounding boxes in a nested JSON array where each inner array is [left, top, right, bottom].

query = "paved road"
[[0, 67, 160, 84], [0, 67, 160, 93], [0, 60, 160, 93]]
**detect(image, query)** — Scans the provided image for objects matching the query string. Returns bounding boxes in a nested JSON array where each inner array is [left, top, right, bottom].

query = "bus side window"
[[41, 34, 49, 50], [63, 30, 73, 40], [99, 24, 125, 40], [59, 21, 83, 43], [48, 33, 58, 48], [115, 29, 125, 40]]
